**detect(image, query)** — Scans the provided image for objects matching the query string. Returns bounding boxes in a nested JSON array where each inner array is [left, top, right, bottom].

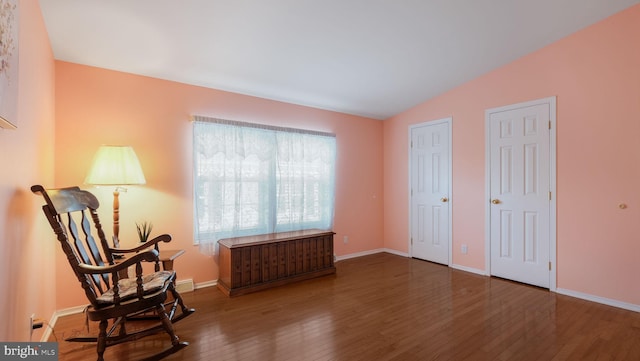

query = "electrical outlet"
[[29, 313, 43, 339], [343, 235, 348, 244], [461, 244, 468, 254], [29, 314, 35, 339]]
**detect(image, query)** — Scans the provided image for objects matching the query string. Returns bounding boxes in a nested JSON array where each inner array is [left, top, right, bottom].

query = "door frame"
[[484, 97, 557, 290], [408, 117, 453, 266]]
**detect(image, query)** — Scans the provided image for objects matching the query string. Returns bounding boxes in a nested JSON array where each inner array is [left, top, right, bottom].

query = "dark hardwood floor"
[[49, 253, 640, 360]]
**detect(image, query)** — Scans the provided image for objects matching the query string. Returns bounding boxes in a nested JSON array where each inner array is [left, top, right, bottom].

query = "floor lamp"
[[85, 145, 146, 249]]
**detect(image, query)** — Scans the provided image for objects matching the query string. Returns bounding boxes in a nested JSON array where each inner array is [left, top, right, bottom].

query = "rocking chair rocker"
[[32, 185, 195, 361]]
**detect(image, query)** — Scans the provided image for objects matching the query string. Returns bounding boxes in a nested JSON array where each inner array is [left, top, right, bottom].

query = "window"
[[193, 116, 336, 253]]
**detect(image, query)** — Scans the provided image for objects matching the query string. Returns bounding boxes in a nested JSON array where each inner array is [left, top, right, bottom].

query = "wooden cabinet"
[[217, 229, 335, 297]]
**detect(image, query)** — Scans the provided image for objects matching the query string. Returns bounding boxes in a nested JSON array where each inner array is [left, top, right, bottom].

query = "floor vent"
[[176, 279, 195, 293]]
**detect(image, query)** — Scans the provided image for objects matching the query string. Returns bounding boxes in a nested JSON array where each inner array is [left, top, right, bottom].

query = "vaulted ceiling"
[[39, 0, 639, 119]]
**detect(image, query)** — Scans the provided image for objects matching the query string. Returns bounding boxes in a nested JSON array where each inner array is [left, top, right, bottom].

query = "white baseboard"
[[382, 248, 410, 258], [195, 280, 217, 289], [556, 288, 640, 313], [335, 248, 385, 261], [450, 263, 486, 276], [41, 319, 55, 342], [52, 304, 88, 318], [334, 248, 410, 261], [42, 305, 88, 342]]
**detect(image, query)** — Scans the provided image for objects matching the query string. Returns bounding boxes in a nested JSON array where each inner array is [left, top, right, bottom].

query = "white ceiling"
[[39, 0, 639, 120]]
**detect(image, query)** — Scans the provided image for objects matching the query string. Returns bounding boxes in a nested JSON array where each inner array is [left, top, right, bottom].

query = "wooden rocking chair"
[[32, 185, 195, 361]]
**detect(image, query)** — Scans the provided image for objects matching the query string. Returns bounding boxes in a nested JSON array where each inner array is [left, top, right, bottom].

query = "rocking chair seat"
[[96, 270, 174, 306]]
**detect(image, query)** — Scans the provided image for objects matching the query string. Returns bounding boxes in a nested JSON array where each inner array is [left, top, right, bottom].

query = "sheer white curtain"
[[193, 117, 336, 255]]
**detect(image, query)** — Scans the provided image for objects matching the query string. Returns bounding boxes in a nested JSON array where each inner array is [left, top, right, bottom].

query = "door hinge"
[[549, 191, 552, 200], [411, 189, 413, 196], [548, 121, 551, 130], [549, 262, 552, 271], [411, 237, 413, 245]]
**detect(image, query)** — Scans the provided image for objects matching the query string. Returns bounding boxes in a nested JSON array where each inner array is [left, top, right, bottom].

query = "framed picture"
[[0, 0, 18, 130]]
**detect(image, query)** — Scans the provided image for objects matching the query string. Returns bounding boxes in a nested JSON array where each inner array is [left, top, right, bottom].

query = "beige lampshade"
[[85, 145, 146, 185]]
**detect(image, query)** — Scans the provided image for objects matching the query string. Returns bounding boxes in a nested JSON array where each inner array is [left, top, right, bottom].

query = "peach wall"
[[0, 0, 55, 341], [384, 5, 640, 305], [54, 62, 384, 309]]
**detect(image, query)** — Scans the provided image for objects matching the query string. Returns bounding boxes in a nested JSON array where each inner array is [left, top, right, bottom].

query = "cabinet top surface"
[[218, 229, 335, 248]]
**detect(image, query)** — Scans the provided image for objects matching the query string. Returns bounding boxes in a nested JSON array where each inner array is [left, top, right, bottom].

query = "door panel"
[[411, 120, 450, 264], [489, 103, 550, 288]]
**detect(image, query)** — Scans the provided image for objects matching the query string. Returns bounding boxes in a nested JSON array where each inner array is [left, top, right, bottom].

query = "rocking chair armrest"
[[109, 234, 172, 254], [77, 250, 160, 274]]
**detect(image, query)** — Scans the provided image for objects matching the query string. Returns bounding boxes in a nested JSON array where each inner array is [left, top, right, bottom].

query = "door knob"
[[491, 199, 501, 204], [440, 197, 449, 202]]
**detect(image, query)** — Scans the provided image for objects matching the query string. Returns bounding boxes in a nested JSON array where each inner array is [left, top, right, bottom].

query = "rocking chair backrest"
[[32, 185, 117, 307]]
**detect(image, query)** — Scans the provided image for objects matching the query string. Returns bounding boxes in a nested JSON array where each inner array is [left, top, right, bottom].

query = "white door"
[[410, 119, 451, 265], [487, 99, 554, 288]]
